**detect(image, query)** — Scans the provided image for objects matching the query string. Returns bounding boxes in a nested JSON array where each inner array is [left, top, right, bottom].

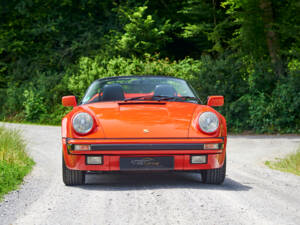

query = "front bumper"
[[62, 137, 226, 171]]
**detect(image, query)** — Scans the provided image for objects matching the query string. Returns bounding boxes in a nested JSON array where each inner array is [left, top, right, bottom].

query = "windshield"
[[81, 76, 199, 104]]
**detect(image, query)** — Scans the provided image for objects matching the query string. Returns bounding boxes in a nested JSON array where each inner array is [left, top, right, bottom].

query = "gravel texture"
[[0, 123, 300, 225]]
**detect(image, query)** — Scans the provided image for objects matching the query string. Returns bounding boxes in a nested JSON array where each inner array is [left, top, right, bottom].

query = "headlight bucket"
[[72, 112, 94, 135], [198, 112, 219, 134]]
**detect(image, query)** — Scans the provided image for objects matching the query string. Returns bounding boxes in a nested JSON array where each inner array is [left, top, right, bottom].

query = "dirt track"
[[0, 123, 300, 225]]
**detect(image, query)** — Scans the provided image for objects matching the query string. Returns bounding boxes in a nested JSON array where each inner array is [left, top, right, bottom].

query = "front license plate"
[[120, 156, 174, 171]]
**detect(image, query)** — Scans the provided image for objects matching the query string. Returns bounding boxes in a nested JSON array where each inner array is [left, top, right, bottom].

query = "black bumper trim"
[[65, 137, 225, 141], [90, 143, 208, 151]]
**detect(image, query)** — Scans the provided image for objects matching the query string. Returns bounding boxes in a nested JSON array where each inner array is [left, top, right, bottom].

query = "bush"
[[23, 88, 47, 121], [247, 75, 300, 133], [1, 52, 299, 134], [65, 54, 204, 99]]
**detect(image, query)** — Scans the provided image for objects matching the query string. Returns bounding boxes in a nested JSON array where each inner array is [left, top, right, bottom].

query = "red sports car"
[[61, 76, 227, 185]]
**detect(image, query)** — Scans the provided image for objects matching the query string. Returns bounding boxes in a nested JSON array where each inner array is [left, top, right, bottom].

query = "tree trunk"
[[212, 0, 217, 26], [259, 0, 284, 77]]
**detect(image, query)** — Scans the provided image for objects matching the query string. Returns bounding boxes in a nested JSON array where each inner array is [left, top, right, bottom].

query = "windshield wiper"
[[124, 95, 153, 101], [125, 95, 198, 102], [152, 95, 198, 101]]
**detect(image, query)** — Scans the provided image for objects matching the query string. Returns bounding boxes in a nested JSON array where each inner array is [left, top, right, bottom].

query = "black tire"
[[202, 157, 226, 185], [62, 155, 85, 186]]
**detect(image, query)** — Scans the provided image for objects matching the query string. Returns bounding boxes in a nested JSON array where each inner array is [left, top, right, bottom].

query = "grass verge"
[[0, 126, 35, 200], [265, 147, 300, 176]]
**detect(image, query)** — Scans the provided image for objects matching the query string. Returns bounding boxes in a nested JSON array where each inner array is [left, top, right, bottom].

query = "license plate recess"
[[120, 156, 174, 171]]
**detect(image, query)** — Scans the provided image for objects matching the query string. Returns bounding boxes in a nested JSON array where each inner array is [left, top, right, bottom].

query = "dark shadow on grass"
[[75, 172, 251, 192]]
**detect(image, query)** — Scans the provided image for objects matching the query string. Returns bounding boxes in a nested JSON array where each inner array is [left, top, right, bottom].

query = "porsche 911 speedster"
[[61, 76, 227, 185]]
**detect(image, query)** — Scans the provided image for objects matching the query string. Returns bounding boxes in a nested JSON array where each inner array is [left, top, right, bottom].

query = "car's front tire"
[[201, 157, 226, 185], [62, 155, 85, 186]]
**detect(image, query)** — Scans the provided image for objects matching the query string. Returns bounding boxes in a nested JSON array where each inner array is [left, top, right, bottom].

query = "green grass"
[[0, 126, 35, 200], [265, 147, 300, 176]]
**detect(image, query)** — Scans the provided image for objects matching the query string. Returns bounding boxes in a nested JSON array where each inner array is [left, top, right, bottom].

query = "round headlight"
[[198, 112, 219, 133], [72, 112, 94, 134]]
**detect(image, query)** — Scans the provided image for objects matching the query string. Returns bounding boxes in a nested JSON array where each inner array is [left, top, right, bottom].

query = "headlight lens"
[[72, 112, 94, 134], [198, 112, 219, 133]]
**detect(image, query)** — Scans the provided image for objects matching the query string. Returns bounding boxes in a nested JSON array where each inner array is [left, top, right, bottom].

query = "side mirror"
[[207, 96, 224, 107], [62, 96, 77, 107]]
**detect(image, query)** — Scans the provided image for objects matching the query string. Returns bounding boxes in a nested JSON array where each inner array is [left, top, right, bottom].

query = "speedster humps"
[[61, 76, 227, 185]]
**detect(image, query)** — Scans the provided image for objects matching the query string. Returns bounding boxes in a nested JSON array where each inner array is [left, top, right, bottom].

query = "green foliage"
[[0, 0, 299, 133], [23, 88, 47, 121], [179, 0, 232, 54], [248, 75, 300, 133], [66, 55, 202, 98], [0, 126, 34, 200], [113, 6, 172, 56], [222, 0, 269, 59]]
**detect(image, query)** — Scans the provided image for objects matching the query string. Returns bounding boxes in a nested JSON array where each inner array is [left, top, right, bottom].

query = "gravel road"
[[0, 123, 300, 225]]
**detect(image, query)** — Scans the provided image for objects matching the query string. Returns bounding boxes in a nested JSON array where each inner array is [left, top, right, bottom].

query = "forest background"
[[0, 0, 299, 133]]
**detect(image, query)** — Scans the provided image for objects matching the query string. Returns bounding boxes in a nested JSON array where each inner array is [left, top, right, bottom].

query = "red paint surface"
[[62, 98, 227, 172]]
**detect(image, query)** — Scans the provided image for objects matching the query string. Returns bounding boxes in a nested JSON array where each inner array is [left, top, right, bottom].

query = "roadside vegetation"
[[0, 1, 299, 134], [0, 126, 34, 200], [265, 147, 300, 176]]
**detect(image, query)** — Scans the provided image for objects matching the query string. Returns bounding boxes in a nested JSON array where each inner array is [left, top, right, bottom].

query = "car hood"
[[84, 101, 198, 138]]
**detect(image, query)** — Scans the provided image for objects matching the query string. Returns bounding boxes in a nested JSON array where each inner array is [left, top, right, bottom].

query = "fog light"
[[86, 156, 102, 165], [204, 143, 219, 150], [74, 144, 91, 151], [191, 155, 207, 164]]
